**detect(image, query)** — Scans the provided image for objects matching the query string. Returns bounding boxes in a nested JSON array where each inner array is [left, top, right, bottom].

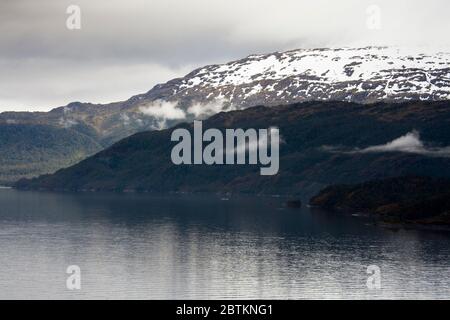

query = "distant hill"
[[0, 124, 101, 184], [14, 100, 450, 196], [2, 46, 450, 182], [309, 176, 450, 226]]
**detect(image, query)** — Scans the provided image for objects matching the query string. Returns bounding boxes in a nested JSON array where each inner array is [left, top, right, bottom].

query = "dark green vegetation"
[[309, 176, 450, 225], [0, 100, 183, 183], [0, 124, 101, 184], [15, 101, 450, 196]]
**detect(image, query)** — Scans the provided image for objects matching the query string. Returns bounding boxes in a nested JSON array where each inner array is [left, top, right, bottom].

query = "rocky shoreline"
[[309, 176, 450, 227]]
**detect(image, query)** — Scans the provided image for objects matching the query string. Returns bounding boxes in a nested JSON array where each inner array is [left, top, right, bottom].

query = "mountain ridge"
[[2, 46, 450, 182], [14, 100, 450, 196]]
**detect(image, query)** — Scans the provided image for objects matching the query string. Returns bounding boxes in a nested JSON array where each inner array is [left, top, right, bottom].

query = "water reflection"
[[0, 189, 449, 299]]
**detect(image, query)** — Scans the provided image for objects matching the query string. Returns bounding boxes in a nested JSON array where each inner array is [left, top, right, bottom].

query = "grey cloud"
[[1, 0, 450, 111]]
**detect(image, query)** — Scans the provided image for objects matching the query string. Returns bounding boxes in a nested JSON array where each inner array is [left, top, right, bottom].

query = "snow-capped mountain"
[[135, 46, 450, 112], [4, 46, 450, 134], [1, 46, 450, 183]]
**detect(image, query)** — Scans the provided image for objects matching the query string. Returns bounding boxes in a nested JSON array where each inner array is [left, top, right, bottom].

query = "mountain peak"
[[1, 46, 450, 183], [138, 46, 450, 109]]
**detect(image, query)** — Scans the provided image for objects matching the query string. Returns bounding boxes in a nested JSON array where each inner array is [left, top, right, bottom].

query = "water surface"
[[0, 189, 449, 299]]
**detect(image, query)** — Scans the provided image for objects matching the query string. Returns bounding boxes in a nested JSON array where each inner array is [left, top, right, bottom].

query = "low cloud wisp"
[[323, 131, 450, 157], [139, 100, 186, 129], [138, 99, 238, 130], [187, 99, 233, 118]]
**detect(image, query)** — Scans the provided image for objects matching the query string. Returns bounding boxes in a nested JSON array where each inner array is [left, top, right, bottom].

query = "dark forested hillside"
[[0, 124, 101, 184], [14, 101, 450, 196]]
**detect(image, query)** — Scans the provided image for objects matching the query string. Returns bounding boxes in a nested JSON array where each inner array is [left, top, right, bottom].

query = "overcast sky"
[[1, 0, 449, 111]]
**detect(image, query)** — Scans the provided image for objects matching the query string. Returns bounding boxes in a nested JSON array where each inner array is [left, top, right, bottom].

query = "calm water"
[[0, 188, 450, 299]]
